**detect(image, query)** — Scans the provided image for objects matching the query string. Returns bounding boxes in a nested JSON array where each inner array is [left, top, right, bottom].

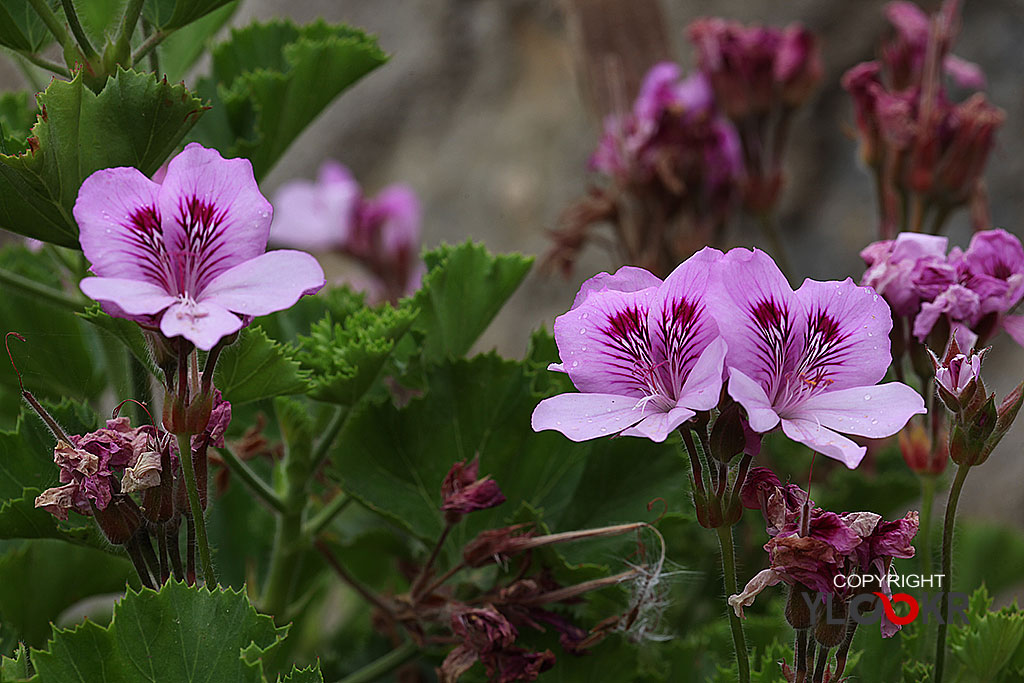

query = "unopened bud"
[[709, 403, 747, 464], [899, 422, 947, 475], [813, 596, 848, 648], [785, 584, 813, 630], [93, 495, 142, 546]]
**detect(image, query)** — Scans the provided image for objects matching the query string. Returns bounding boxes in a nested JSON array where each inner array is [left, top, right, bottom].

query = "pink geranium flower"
[[531, 248, 728, 443], [75, 143, 325, 350], [710, 248, 925, 468]]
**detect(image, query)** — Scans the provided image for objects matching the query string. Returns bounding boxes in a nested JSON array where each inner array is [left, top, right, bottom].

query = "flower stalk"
[[716, 525, 750, 683], [933, 462, 971, 683], [176, 432, 216, 586]]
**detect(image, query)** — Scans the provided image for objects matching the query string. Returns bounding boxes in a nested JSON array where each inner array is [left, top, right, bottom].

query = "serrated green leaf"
[[950, 593, 1024, 682], [0, 540, 133, 647], [77, 305, 163, 382], [30, 581, 289, 682], [296, 299, 417, 406], [0, 491, 106, 550], [0, 0, 56, 52], [144, 0, 234, 30], [155, 1, 238, 81], [214, 326, 311, 405], [412, 242, 533, 362], [278, 664, 324, 683], [191, 19, 386, 179], [0, 69, 205, 247], [0, 642, 30, 680]]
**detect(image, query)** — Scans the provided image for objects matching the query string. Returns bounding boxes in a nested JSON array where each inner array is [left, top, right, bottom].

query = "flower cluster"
[[861, 229, 1024, 350], [271, 160, 424, 303], [842, 1, 1003, 236], [533, 248, 925, 468], [549, 17, 823, 278], [730, 467, 919, 639], [688, 18, 822, 213]]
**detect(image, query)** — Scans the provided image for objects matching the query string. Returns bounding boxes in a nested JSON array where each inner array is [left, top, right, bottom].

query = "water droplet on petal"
[[581, 313, 589, 319], [864, 394, 871, 401], [873, 295, 879, 301], [579, 328, 586, 334], [581, 346, 587, 351], [587, 418, 593, 423], [571, 361, 579, 368], [871, 419, 878, 425], [867, 332, 873, 337]]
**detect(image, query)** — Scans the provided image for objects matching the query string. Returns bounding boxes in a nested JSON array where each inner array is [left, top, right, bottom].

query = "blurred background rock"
[[2, 0, 1023, 522]]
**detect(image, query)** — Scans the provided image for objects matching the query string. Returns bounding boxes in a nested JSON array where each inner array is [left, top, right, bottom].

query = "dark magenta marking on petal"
[[656, 296, 707, 394], [169, 194, 234, 297], [112, 205, 174, 290]]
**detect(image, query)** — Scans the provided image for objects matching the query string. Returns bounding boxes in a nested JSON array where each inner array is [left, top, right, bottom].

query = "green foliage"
[[954, 522, 1024, 597], [0, 644, 30, 680], [947, 586, 1024, 682], [156, 1, 238, 81], [143, 0, 236, 31], [214, 326, 311, 405], [0, 540, 133, 647], [412, 241, 534, 362], [278, 666, 324, 683], [191, 19, 386, 179], [0, 93, 33, 151], [0, 69, 204, 247], [0, 0, 55, 52], [78, 305, 163, 382], [25, 581, 317, 682], [295, 299, 416, 405]]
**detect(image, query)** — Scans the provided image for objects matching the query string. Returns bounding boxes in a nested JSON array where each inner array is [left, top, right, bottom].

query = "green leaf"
[[29, 581, 291, 682], [0, 491, 105, 549], [144, 0, 235, 30], [279, 665, 324, 683], [213, 326, 311, 405], [949, 589, 1024, 681], [0, 643, 30, 680], [77, 305, 163, 382], [155, 1, 238, 81], [0, 540, 133, 647], [296, 299, 417, 405], [0, 0, 56, 52], [0, 92, 34, 152], [412, 242, 533, 362], [191, 19, 386, 179], [0, 247, 103, 403], [0, 68, 205, 247]]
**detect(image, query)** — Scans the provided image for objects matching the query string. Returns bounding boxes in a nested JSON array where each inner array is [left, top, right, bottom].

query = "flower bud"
[[785, 584, 813, 630], [92, 495, 142, 546], [899, 422, 947, 475], [813, 595, 848, 648], [440, 456, 506, 524], [709, 402, 747, 463]]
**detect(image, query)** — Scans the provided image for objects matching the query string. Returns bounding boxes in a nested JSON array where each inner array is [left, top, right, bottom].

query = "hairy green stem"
[[335, 641, 418, 683], [314, 537, 396, 624], [0, 266, 85, 311], [60, 0, 97, 59], [919, 473, 937, 576], [934, 463, 971, 683], [215, 446, 286, 514], [26, 0, 73, 50], [310, 407, 349, 473], [132, 30, 170, 65], [13, 49, 70, 78], [117, 0, 145, 46], [716, 525, 750, 683], [176, 433, 216, 586], [303, 492, 352, 537]]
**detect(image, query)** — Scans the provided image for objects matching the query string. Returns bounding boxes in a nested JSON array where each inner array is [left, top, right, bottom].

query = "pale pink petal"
[[786, 383, 925, 438], [159, 300, 243, 351], [554, 287, 658, 397], [79, 277, 176, 316], [199, 250, 326, 316], [158, 143, 273, 288], [619, 406, 696, 442], [727, 368, 781, 433], [944, 55, 986, 89], [571, 266, 662, 310], [709, 248, 804, 392], [531, 393, 645, 441], [547, 363, 566, 373], [1003, 315, 1024, 347], [371, 185, 421, 254], [270, 164, 358, 250], [74, 167, 168, 285], [677, 337, 727, 411], [780, 418, 866, 469], [792, 278, 893, 389], [728, 568, 784, 618]]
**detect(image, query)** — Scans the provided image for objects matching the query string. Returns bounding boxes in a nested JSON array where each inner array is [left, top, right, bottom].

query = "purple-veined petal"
[[570, 266, 662, 310], [792, 278, 893, 390], [648, 248, 723, 399], [270, 161, 359, 250], [199, 250, 326, 317], [786, 383, 925, 438], [79, 277, 176, 316], [620, 406, 696, 442], [709, 248, 804, 396], [727, 368, 781, 433], [159, 299, 243, 351], [159, 143, 273, 292], [780, 418, 866, 469], [554, 287, 658, 397], [676, 337, 727, 411], [531, 393, 645, 441], [74, 167, 169, 285]]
